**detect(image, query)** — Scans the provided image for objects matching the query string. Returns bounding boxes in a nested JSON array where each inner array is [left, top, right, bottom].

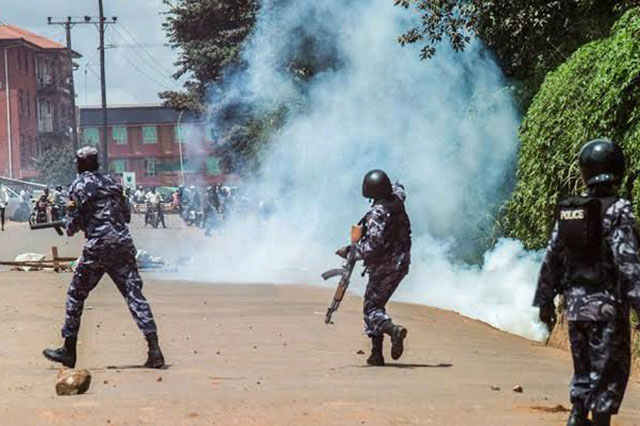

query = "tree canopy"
[[160, 0, 259, 111], [502, 8, 640, 249], [396, 0, 640, 104]]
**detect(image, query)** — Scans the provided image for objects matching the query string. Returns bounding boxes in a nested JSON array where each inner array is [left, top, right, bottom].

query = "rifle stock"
[[29, 220, 65, 236]]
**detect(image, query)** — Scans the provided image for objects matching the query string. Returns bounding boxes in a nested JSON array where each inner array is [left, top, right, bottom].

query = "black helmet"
[[362, 169, 392, 200], [76, 146, 99, 174], [578, 139, 625, 187]]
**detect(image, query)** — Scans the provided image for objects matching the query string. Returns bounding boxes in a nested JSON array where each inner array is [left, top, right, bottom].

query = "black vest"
[[366, 196, 412, 261], [556, 195, 618, 290]]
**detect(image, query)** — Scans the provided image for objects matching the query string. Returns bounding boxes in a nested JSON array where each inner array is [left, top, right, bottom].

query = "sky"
[[1, 0, 185, 106]]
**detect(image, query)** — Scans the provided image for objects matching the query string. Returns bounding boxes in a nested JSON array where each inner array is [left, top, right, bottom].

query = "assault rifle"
[[29, 220, 65, 236], [322, 224, 363, 324]]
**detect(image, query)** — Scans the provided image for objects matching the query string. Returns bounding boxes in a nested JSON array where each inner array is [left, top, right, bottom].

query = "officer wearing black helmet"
[[338, 170, 412, 366], [533, 139, 640, 426], [43, 147, 165, 369]]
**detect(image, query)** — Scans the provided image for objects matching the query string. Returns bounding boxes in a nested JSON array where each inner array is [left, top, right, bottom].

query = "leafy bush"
[[504, 8, 640, 249]]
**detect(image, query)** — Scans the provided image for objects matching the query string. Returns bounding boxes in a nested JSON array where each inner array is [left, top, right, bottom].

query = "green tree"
[[503, 8, 640, 249], [34, 143, 77, 186], [396, 0, 639, 104], [160, 0, 259, 111]]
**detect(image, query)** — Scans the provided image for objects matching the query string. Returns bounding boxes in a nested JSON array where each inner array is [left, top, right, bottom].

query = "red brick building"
[[0, 24, 79, 179], [79, 105, 227, 187]]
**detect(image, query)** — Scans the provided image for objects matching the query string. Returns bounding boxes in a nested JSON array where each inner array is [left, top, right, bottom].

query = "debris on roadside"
[[136, 250, 183, 272], [2, 247, 75, 272]]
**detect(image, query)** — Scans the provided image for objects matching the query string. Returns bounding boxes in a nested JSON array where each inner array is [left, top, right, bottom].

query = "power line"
[[46, 10, 117, 171], [105, 31, 174, 92], [116, 22, 175, 76], [110, 25, 177, 86]]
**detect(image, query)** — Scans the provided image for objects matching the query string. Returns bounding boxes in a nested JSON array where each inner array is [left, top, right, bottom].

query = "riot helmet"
[[76, 146, 99, 174], [578, 139, 625, 187], [362, 169, 392, 200]]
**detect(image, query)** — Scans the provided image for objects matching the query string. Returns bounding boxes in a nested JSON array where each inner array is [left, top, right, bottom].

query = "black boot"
[[592, 413, 610, 426], [566, 405, 591, 426], [382, 321, 408, 360], [43, 337, 77, 368], [366, 335, 385, 366], [143, 333, 165, 368]]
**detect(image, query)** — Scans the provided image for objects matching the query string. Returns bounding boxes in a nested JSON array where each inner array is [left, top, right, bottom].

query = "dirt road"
[[0, 218, 639, 425]]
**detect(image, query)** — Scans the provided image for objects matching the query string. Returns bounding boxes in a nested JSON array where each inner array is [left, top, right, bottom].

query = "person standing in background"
[[0, 182, 9, 231]]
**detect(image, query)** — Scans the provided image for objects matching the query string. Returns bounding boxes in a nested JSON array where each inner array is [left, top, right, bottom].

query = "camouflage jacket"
[[67, 171, 132, 246], [354, 184, 412, 272], [534, 197, 640, 321]]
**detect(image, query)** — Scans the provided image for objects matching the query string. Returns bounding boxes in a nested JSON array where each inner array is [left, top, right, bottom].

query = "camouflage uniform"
[[62, 171, 158, 338], [355, 184, 412, 337], [534, 196, 640, 415], [203, 190, 220, 235]]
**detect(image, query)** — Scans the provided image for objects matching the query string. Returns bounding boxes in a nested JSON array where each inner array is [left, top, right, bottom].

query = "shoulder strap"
[[599, 196, 619, 218]]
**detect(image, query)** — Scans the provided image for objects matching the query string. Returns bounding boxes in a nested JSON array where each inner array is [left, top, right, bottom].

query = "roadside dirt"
[[0, 218, 639, 425]]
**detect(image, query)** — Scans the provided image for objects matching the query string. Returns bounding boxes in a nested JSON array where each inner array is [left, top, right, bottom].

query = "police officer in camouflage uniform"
[[339, 170, 412, 366], [533, 139, 640, 426], [43, 147, 165, 369], [203, 185, 220, 236]]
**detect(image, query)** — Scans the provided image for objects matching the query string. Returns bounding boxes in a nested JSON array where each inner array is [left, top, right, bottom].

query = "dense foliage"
[[160, 0, 259, 111], [396, 0, 640, 104], [503, 8, 640, 249], [34, 143, 77, 186]]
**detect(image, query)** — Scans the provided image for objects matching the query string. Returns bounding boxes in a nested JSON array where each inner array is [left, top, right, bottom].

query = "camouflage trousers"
[[363, 265, 408, 337], [568, 317, 631, 414], [61, 241, 158, 338]]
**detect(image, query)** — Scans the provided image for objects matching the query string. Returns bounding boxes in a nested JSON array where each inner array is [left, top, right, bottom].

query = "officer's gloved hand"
[[539, 305, 557, 332], [335, 246, 350, 259]]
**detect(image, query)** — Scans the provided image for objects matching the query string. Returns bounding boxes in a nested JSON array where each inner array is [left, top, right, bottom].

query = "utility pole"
[[48, 17, 79, 153], [48, 6, 117, 173], [65, 22, 79, 154], [98, 0, 108, 172]]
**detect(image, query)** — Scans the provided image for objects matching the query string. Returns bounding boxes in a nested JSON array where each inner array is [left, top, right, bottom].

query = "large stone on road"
[[56, 369, 92, 396]]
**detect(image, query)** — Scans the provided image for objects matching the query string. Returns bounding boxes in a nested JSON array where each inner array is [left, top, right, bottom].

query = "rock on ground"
[[56, 369, 92, 396]]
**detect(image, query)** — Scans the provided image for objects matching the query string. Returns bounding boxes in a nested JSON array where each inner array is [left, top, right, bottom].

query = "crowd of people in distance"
[[0, 179, 275, 237], [125, 184, 248, 235]]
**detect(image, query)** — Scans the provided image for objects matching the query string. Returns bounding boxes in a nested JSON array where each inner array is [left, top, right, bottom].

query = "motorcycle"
[[51, 203, 67, 222], [29, 198, 48, 225], [146, 202, 162, 229], [182, 208, 203, 227]]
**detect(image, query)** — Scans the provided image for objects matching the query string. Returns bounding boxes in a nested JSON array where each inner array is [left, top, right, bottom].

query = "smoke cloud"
[[177, 0, 548, 340]]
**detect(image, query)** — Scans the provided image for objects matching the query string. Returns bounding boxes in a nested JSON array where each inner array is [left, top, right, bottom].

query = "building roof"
[[0, 24, 63, 49], [79, 105, 204, 127], [0, 24, 82, 57]]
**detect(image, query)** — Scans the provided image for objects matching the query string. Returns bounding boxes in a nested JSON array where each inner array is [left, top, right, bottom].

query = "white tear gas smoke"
[[177, 0, 548, 340]]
